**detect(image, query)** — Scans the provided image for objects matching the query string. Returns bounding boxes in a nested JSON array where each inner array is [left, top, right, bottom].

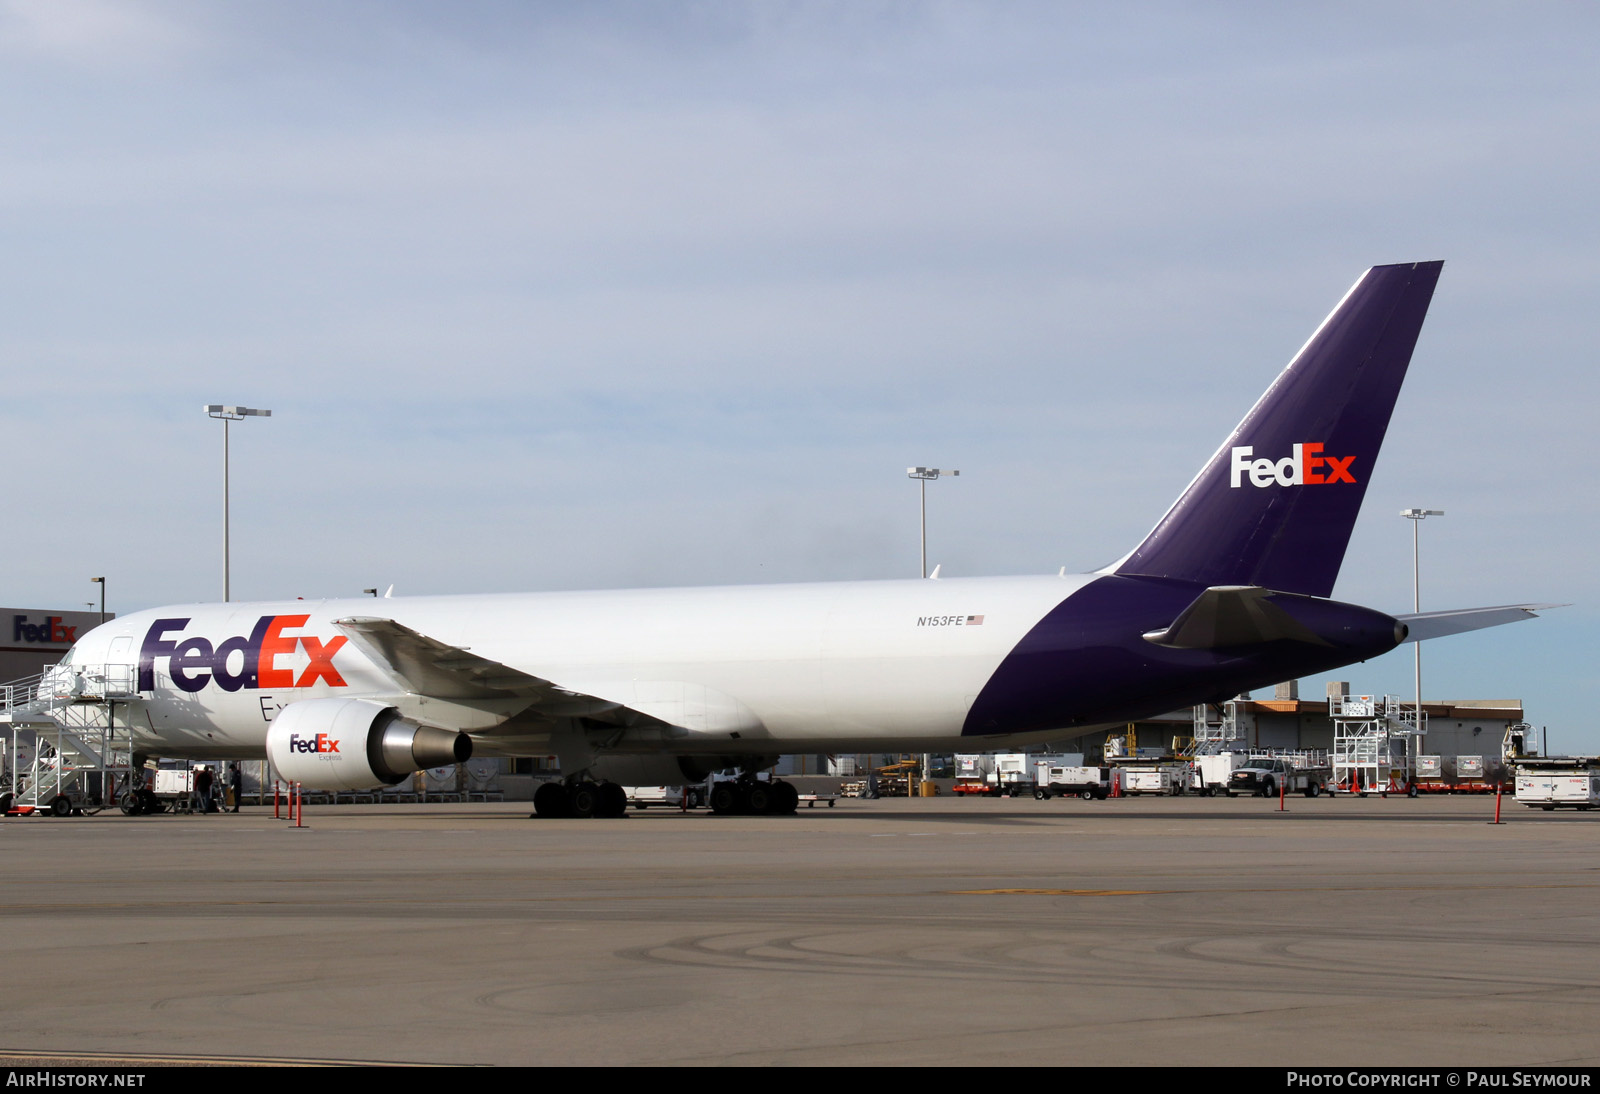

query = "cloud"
[[0, 0, 197, 67]]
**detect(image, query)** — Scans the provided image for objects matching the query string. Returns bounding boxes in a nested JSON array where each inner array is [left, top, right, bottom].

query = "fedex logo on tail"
[[1229, 443, 1355, 489], [138, 615, 349, 694]]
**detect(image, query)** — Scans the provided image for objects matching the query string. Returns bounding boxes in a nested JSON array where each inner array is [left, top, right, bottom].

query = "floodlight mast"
[[1400, 508, 1444, 765], [205, 405, 272, 601], [906, 467, 959, 579]]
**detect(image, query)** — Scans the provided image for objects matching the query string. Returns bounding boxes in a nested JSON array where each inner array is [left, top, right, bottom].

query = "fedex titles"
[[1229, 443, 1355, 489], [138, 615, 348, 694], [287, 733, 340, 756]]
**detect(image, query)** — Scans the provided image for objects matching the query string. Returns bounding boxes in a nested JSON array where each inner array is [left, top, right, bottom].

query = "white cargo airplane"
[[49, 261, 1552, 817]]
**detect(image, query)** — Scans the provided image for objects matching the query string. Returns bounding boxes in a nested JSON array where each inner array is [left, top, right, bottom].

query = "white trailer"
[[1118, 762, 1189, 796], [1033, 762, 1109, 800], [1192, 753, 1248, 796], [1515, 761, 1600, 811]]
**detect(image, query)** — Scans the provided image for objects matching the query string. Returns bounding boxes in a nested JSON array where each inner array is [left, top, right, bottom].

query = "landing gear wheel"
[[532, 782, 571, 819], [770, 781, 799, 815], [50, 795, 72, 818], [745, 784, 772, 814], [119, 790, 143, 816], [596, 782, 628, 818], [709, 783, 738, 815], [567, 783, 599, 819]]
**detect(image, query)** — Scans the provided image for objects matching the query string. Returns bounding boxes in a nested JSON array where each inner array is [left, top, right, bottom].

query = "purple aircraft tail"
[[1114, 261, 1443, 599]]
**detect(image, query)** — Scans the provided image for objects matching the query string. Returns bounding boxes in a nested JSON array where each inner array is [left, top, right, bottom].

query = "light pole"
[[1400, 508, 1443, 768], [90, 577, 105, 624], [908, 466, 960, 801], [205, 405, 272, 601], [907, 467, 959, 579]]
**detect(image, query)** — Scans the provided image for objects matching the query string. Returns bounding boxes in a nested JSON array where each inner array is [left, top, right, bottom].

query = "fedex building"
[[1, 607, 110, 682]]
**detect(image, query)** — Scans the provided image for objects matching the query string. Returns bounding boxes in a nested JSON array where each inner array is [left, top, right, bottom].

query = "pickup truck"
[[1227, 757, 1330, 798]]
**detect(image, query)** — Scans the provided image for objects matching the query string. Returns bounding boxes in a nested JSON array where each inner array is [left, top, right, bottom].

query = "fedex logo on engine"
[[287, 733, 340, 756], [1229, 443, 1355, 489], [138, 615, 348, 694]]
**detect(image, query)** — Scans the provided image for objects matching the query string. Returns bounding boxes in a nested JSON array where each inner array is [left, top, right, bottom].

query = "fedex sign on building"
[[1, 606, 111, 680]]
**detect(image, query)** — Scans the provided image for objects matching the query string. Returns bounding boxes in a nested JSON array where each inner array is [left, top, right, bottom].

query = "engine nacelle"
[[266, 697, 471, 791]]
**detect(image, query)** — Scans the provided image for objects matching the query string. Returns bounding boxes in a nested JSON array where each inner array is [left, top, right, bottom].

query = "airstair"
[[1330, 694, 1423, 795], [1188, 700, 1246, 756], [1, 663, 140, 815]]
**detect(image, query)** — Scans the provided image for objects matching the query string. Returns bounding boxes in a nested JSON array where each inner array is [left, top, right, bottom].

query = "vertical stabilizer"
[[1114, 261, 1443, 598]]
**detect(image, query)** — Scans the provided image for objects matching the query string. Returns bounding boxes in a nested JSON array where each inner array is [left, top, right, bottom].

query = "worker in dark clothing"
[[229, 763, 243, 813], [195, 766, 215, 814]]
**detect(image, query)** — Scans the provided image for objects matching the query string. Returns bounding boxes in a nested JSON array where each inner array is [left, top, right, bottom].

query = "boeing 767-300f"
[[37, 261, 1555, 817]]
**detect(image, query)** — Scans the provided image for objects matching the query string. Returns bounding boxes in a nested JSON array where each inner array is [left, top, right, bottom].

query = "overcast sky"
[[2, 2, 1595, 746]]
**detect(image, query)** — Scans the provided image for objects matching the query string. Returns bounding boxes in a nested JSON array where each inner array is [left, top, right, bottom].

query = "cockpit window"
[[58, 647, 74, 668]]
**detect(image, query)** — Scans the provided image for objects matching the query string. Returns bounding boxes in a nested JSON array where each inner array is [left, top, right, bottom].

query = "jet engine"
[[266, 697, 471, 791]]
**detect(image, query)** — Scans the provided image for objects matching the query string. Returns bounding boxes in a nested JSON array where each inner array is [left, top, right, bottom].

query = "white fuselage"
[[67, 573, 1097, 760]]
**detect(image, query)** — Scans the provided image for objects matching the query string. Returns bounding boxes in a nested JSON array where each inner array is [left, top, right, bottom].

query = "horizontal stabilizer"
[[1144, 586, 1331, 649], [1395, 603, 1564, 643]]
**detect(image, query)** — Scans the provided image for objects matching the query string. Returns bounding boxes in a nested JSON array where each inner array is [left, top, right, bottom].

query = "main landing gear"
[[708, 778, 799, 816], [531, 780, 629, 819]]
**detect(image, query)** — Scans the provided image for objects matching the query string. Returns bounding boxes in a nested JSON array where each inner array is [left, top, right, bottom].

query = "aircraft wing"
[[1394, 603, 1565, 643], [332, 616, 653, 725]]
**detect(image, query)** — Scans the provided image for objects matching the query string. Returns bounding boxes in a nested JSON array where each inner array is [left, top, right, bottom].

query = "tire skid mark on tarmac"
[[618, 925, 1600, 998], [6, 878, 1600, 916]]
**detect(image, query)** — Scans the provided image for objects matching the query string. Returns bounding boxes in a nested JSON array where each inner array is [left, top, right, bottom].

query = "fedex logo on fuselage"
[[1229, 443, 1356, 489], [138, 615, 348, 694]]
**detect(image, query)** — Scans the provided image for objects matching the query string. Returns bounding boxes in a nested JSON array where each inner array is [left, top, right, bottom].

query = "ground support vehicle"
[[1191, 753, 1248, 796], [1514, 759, 1600, 811], [952, 752, 1036, 796], [1409, 755, 1496, 794], [953, 753, 991, 795], [1115, 761, 1189, 796], [988, 753, 1035, 796], [1032, 762, 1110, 800], [625, 785, 704, 810], [1451, 756, 1495, 793], [1413, 755, 1450, 794], [1227, 756, 1332, 798]]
